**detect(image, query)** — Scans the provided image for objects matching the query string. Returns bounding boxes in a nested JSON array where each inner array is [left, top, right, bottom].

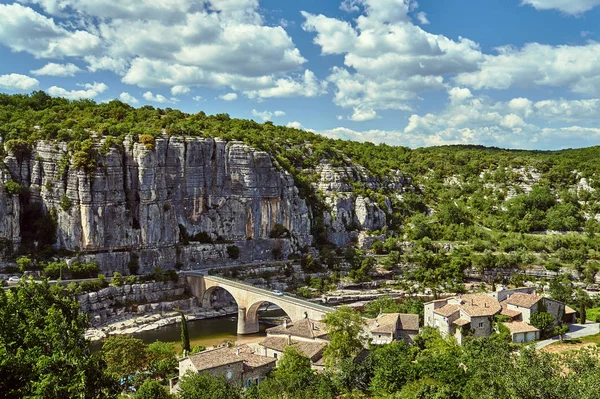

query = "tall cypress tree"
[[180, 311, 190, 356]]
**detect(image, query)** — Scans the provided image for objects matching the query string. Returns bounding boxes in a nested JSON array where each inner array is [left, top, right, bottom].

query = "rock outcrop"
[[0, 136, 406, 272]]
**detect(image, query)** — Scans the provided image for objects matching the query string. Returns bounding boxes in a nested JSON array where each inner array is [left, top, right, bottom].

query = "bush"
[[112, 271, 124, 287], [226, 245, 239, 260], [16, 256, 32, 272], [60, 193, 72, 211], [270, 223, 290, 238], [5, 139, 32, 161], [135, 380, 171, 399], [139, 134, 156, 150], [128, 253, 139, 275], [4, 181, 21, 196]]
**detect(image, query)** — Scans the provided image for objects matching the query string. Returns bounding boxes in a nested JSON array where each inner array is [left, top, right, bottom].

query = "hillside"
[[2, 92, 600, 283]]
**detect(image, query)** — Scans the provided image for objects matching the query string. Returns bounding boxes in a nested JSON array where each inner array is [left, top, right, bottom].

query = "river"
[[94, 309, 287, 351]]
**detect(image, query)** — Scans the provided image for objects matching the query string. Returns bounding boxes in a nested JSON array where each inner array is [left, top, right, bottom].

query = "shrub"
[[139, 134, 156, 150], [60, 193, 72, 211], [226, 245, 239, 260], [270, 223, 290, 238], [128, 253, 139, 275], [16, 256, 32, 272], [5, 139, 32, 161], [4, 181, 21, 196], [112, 272, 124, 287]]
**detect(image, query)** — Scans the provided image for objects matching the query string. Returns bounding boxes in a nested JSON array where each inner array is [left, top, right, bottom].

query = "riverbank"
[[85, 305, 238, 342]]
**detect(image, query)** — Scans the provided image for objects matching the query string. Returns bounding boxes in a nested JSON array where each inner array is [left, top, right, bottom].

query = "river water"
[[119, 309, 287, 351]]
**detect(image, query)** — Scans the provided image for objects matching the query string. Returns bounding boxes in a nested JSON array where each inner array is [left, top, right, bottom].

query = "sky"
[[1, 0, 600, 150]]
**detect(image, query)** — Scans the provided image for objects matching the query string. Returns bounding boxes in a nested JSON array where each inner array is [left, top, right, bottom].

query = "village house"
[[424, 288, 569, 344], [366, 313, 420, 344], [256, 318, 329, 370], [172, 344, 276, 393]]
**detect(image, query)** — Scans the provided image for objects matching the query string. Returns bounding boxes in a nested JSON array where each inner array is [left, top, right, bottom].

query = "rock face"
[[1, 137, 311, 273], [317, 164, 408, 246], [0, 136, 407, 272]]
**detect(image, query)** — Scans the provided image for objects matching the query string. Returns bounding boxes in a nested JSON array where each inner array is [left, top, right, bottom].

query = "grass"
[[586, 307, 600, 322]]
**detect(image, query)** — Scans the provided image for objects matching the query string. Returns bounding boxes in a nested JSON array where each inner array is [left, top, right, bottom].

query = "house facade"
[[175, 344, 276, 391], [367, 313, 420, 344], [424, 288, 568, 344]]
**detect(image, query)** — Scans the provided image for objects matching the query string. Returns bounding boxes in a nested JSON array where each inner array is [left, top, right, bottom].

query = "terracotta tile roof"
[[453, 318, 470, 326], [458, 294, 502, 317], [506, 293, 541, 308], [368, 313, 399, 334], [499, 299, 522, 318], [187, 344, 275, 372], [565, 306, 577, 315], [434, 304, 460, 317], [398, 314, 420, 331], [266, 319, 328, 339], [503, 321, 539, 334], [500, 308, 522, 318], [259, 337, 327, 362]]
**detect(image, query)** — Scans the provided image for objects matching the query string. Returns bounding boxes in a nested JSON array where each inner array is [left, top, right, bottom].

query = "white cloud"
[[1, 1, 321, 99], [47, 82, 108, 99], [244, 70, 327, 99], [192, 95, 203, 102], [119, 92, 138, 104], [219, 92, 238, 101], [0, 3, 100, 58], [286, 121, 304, 129], [251, 109, 286, 121], [350, 106, 378, 121], [0, 73, 39, 91], [143, 91, 172, 103], [301, 4, 482, 114], [448, 87, 473, 103], [416, 11, 429, 25], [171, 85, 190, 96], [455, 42, 600, 96], [31, 62, 81, 77], [521, 0, 600, 14]]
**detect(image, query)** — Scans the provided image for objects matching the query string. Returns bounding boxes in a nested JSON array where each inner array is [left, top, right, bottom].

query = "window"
[[274, 353, 277, 359], [478, 322, 484, 328]]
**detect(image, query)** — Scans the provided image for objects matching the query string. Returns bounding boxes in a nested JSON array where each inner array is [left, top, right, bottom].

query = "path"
[[535, 323, 600, 350]]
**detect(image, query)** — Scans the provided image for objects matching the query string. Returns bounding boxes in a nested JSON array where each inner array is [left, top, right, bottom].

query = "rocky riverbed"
[[85, 305, 238, 342]]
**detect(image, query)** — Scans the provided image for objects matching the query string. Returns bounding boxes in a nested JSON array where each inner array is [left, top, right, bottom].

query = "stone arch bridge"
[[185, 272, 333, 334]]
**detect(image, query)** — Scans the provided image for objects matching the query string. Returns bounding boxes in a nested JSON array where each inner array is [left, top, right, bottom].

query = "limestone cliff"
[[0, 135, 405, 273], [2, 136, 312, 273]]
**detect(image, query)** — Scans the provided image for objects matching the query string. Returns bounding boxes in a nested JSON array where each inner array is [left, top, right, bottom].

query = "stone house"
[[366, 313, 420, 344], [424, 289, 569, 344], [174, 344, 276, 391], [257, 318, 329, 370]]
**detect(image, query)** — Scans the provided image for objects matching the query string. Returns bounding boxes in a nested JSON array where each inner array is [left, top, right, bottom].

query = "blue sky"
[[1, 0, 600, 149]]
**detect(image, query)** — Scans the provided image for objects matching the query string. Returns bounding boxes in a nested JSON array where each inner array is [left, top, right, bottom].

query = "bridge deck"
[[185, 272, 334, 314]]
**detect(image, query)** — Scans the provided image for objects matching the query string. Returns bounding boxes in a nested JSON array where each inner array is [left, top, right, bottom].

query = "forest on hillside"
[[3, 92, 600, 292]]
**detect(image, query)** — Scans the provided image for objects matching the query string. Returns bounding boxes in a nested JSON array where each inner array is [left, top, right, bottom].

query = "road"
[[535, 323, 600, 349]]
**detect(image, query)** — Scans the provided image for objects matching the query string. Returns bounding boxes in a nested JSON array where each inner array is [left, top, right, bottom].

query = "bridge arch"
[[185, 273, 333, 335]]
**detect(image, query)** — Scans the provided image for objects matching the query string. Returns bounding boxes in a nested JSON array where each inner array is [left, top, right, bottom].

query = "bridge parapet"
[[184, 272, 333, 334]]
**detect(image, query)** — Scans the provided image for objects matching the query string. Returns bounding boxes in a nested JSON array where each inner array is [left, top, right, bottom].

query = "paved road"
[[535, 322, 600, 349]]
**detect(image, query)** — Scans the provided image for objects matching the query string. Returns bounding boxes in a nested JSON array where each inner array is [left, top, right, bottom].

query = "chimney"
[[288, 334, 292, 345], [471, 299, 474, 306], [375, 320, 379, 327], [236, 347, 240, 356], [283, 319, 287, 329], [484, 302, 487, 308]]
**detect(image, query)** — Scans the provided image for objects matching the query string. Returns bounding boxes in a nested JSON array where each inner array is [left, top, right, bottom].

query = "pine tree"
[[180, 311, 190, 356]]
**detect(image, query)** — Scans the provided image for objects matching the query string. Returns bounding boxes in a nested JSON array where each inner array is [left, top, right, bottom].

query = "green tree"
[[548, 274, 573, 303], [101, 335, 148, 384], [322, 306, 369, 368], [271, 346, 314, 395], [0, 279, 119, 398], [178, 372, 242, 399], [575, 289, 591, 324], [529, 312, 555, 338], [134, 380, 171, 399], [370, 341, 416, 394], [180, 311, 191, 355], [111, 271, 124, 287], [554, 324, 569, 341], [147, 340, 177, 380]]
